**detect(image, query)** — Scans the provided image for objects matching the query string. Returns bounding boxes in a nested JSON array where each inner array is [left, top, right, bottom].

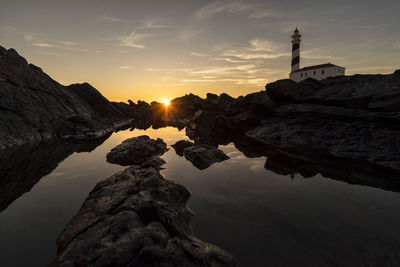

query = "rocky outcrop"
[[106, 135, 168, 166], [53, 149, 235, 266], [0, 46, 131, 149], [182, 144, 229, 170], [179, 70, 400, 188], [171, 140, 194, 156], [172, 140, 229, 169]]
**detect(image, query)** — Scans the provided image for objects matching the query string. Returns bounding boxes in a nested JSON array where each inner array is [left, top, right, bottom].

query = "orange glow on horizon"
[[162, 98, 171, 107]]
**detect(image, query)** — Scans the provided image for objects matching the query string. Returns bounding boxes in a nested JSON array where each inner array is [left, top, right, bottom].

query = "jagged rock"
[[206, 93, 235, 108], [246, 109, 400, 171], [265, 78, 320, 103], [52, 165, 235, 266], [171, 140, 194, 156], [0, 46, 130, 149], [66, 83, 125, 120], [183, 144, 229, 170], [106, 135, 168, 166], [309, 72, 400, 111]]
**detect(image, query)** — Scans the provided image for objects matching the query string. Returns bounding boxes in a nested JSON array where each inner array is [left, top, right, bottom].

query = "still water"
[[1, 127, 400, 266]]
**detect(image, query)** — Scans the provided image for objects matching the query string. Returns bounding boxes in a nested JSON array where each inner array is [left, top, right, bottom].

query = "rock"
[[66, 83, 126, 120], [57, 116, 107, 139], [265, 78, 320, 103], [106, 135, 168, 166], [206, 93, 235, 108], [303, 73, 400, 111], [0, 46, 130, 149], [185, 110, 232, 146], [52, 165, 235, 266], [183, 144, 229, 170], [171, 140, 194, 156], [140, 156, 166, 170], [246, 110, 400, 171]]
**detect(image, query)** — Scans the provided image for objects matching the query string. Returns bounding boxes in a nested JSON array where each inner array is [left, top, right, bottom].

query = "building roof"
[[292, 63, 343, 73]]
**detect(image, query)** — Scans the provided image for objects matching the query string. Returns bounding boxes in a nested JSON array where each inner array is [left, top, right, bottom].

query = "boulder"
[[52, 165, 235, 266], [183, 144, 229, 170], [171, 140, 194, 157], [106, 135, 168, 166]]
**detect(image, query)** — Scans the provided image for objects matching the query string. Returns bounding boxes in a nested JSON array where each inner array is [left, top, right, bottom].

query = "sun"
[[162, 98, 170, 107]]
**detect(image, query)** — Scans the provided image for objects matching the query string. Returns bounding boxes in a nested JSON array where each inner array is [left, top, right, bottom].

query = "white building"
[[289, 28, 345, 82]]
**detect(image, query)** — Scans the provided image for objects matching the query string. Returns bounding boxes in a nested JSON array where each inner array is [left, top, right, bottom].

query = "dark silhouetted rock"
[[171, 140, 194, 156], [183, 144, 229, 170], [52, 165, 235, 266], [0, 46, 131, 149], [66, 83, 125, 120], [265, 78, 320, 103], [106, 135, 168, 166]]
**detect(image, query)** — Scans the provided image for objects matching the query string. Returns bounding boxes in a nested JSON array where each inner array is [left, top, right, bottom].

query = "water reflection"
[[0, 135, 110, 212], [0, 127, 400, 267]]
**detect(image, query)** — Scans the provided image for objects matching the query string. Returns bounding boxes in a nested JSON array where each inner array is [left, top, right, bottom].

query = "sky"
[[1, 0, 399, 102]]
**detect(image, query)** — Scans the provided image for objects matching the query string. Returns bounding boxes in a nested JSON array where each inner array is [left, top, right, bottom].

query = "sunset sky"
[[1, 0, 399, 102]]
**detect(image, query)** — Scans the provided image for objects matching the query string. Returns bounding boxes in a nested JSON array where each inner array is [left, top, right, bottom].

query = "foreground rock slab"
[[183, 144, 230, 170], [52, 165, 235, 266], [106, 135, 168, 166]]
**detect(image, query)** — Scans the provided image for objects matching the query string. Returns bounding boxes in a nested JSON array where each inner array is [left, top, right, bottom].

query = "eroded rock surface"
[[106, 135, 168, 166], [171, 140, 194, 156], [52, 164, 235, 266], [183, 144, 230, 170]]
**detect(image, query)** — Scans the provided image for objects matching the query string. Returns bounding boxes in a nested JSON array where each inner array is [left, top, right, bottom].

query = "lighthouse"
[[291, 28, 301, 72], [289, 28, 345, 82]]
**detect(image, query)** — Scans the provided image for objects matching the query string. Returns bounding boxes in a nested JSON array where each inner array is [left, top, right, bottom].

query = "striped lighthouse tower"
[[291, 28, 301, 72]]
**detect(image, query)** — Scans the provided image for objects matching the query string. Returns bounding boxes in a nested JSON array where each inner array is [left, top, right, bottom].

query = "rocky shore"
[[52, 136, 235, 266], [164, 71, 400, 191]]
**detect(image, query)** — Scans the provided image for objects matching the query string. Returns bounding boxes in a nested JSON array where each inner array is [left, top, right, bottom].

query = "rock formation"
[[171, 140, 194, 156], [53, 138, 235, 267], [0, 46, 131, 149], [172, 71, 400, 190], [106, 135, 168, 166], [172, 140, 229, 170]]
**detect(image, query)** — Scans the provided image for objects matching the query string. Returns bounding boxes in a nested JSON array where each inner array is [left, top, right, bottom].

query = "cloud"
[[220, 38, 290, 61], [191, 52, 207, 57], [117, 32, 148, 49], [195, 0, 281, 19], [119, 66, 133, 69], [19, 32, 98, 53], [31, 42, 90, 52], [98, 15, 171, 29], [145, 39, 286, 88]]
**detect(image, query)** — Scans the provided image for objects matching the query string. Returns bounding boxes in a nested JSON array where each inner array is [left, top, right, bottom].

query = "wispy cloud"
[[98, 15, 171, 29], [195, 0, 281, 19], [19, 31, 99, 53], [119, 65, 133, 69], [117, 31, 148, 49], [219, 38, 289, 61], [191, 52, 208, 57]]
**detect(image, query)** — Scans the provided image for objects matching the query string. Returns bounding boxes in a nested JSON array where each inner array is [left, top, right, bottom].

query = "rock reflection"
[[0, 134, 111, 213]]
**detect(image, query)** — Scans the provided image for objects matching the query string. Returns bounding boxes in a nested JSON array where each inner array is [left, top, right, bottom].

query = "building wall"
[[289, 66, 345, 82]]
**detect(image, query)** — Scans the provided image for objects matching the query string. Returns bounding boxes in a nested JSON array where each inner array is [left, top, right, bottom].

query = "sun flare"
[[162, 99, 170, 107]]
